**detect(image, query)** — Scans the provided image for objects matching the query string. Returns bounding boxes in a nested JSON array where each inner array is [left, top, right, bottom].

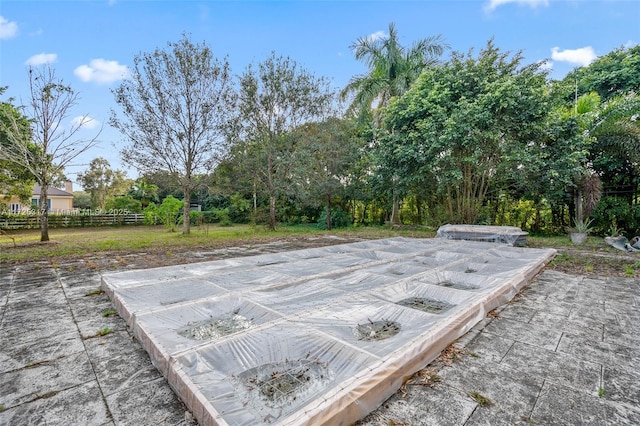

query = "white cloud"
[[368, 30, 387, 42], [0, 16, 18, 39], [74, 58, 129, 84], [537, 59, 553, 72], [71, 116, 100, 130], [25, 52, 58, 66], [484, 0, 549, 12], [551, 46, 597, 67]]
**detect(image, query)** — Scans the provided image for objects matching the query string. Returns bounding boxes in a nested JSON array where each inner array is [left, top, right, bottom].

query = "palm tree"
[[129, 179, 159, 209], [342, 23, 448, 223], [568, 92, 640, 225], [341, 22, 448, 120], [586, 92, 640, 219]]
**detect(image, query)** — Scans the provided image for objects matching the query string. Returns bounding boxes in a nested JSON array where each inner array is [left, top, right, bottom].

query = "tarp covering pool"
[[101, 237, 555, 426]]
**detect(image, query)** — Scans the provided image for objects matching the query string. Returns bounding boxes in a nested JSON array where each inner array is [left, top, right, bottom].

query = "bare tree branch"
[[0, 65, 101, 241]]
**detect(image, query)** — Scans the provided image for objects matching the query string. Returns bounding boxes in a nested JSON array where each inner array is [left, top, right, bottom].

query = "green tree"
[[341, 22, 447, 119], [0, 66, 100, 241], [156, 195, 183, 232], [111, 34, 235, 235], [341, 22, 447, 223], [77, 157, 131, 209], [586, 92, 640, 232], [128, 179, 159, 209], [234, 52, 336, 230], [104, 194, 142, 213], [381, 40, 550, 224], [588, 92, 640, 170], [566, 45, 640, 103], [139, 170, 182, 200], [297, 117, 360, 230], [73, 190, 92, 210], [560, 45, 640, 232], [0, 88, 34, 205]]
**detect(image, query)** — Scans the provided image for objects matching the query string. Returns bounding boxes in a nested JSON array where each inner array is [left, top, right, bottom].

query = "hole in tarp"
[[437, 281, 479, 291], [397, 297, 454, 314], [178, 313, 254, 340], [238, 359, 330, 405], [354, 319, 401, 341]]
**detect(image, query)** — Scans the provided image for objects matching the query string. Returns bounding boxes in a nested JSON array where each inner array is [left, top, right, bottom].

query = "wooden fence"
[[0, 213, 145, 230]]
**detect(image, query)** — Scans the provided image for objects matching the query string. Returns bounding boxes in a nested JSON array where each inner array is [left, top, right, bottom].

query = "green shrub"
[[189, 210, 204, 226], [142, 203, 159, 225], [317, 208, 352, 230], [105, 195, 142, 213], [592, 196, 640, 236], [144, 198, 183, 230], [213, 207, 233, 227]]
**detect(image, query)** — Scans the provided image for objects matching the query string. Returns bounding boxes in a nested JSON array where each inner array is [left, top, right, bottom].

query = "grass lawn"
[[1, 224, 639, 277], [0, 224, 432, 263]]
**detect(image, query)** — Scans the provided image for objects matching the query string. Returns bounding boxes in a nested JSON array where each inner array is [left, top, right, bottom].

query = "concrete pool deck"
[[1, 238, 639, 425]]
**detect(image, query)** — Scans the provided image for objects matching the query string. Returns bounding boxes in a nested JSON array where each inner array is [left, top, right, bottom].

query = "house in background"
[[2, 182, 75, 213]]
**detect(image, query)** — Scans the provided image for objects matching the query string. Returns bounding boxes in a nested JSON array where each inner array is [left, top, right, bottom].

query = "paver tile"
[[500, 341, 602, 394]]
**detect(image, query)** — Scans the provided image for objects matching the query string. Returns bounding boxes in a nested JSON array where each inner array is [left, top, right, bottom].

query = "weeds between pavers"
[[84, 327, 114, 339], [470, 391, 492, 406], [403, 366, 441, 389], [84, 289, 104, 296], [102, 308, 118, 317]]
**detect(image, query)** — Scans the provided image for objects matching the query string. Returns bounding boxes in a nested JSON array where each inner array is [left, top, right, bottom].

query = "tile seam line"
[[55, 260, 116, 424]]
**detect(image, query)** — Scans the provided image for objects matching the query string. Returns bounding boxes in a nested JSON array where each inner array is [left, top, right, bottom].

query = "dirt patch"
[[237, 359, 330, 405], [548, 247, 640, 278], [397, 297, 453, 314], [354, 319, 401, 341], [178, 314, 254, 340]]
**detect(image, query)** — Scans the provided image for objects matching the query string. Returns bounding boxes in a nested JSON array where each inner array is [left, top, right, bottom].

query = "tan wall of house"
[[49, 197, 73, 212], [1, 195, 74, 213]]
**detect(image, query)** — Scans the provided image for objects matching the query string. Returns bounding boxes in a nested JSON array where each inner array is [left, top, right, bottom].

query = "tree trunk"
[[390, 197, 401, 225], [326, 194, 332, 230], [267, 155, 276, 230], [269, 195, 277, 230], [39, 184, 50, 242], [575, 190, 584, 224], [253, 183, 257, 224], [182, 188, 190, 235]]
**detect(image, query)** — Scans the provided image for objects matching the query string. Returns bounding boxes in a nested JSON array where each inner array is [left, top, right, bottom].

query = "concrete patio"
[[1, 240, 638, 425]]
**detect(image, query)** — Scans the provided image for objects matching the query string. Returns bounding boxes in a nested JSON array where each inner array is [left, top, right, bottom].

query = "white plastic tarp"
[[436, 224, 529, 246], [102, 237, 555, 426]]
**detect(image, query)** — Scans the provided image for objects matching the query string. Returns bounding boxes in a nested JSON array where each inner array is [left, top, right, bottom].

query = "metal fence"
[[0, 213, 145, 230]]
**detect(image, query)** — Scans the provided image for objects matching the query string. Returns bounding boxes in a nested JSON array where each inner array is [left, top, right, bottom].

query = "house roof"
[[33, 185, 73, 197]]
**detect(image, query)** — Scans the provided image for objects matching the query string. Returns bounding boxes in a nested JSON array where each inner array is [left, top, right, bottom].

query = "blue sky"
[[1, 0, 639, 187]]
